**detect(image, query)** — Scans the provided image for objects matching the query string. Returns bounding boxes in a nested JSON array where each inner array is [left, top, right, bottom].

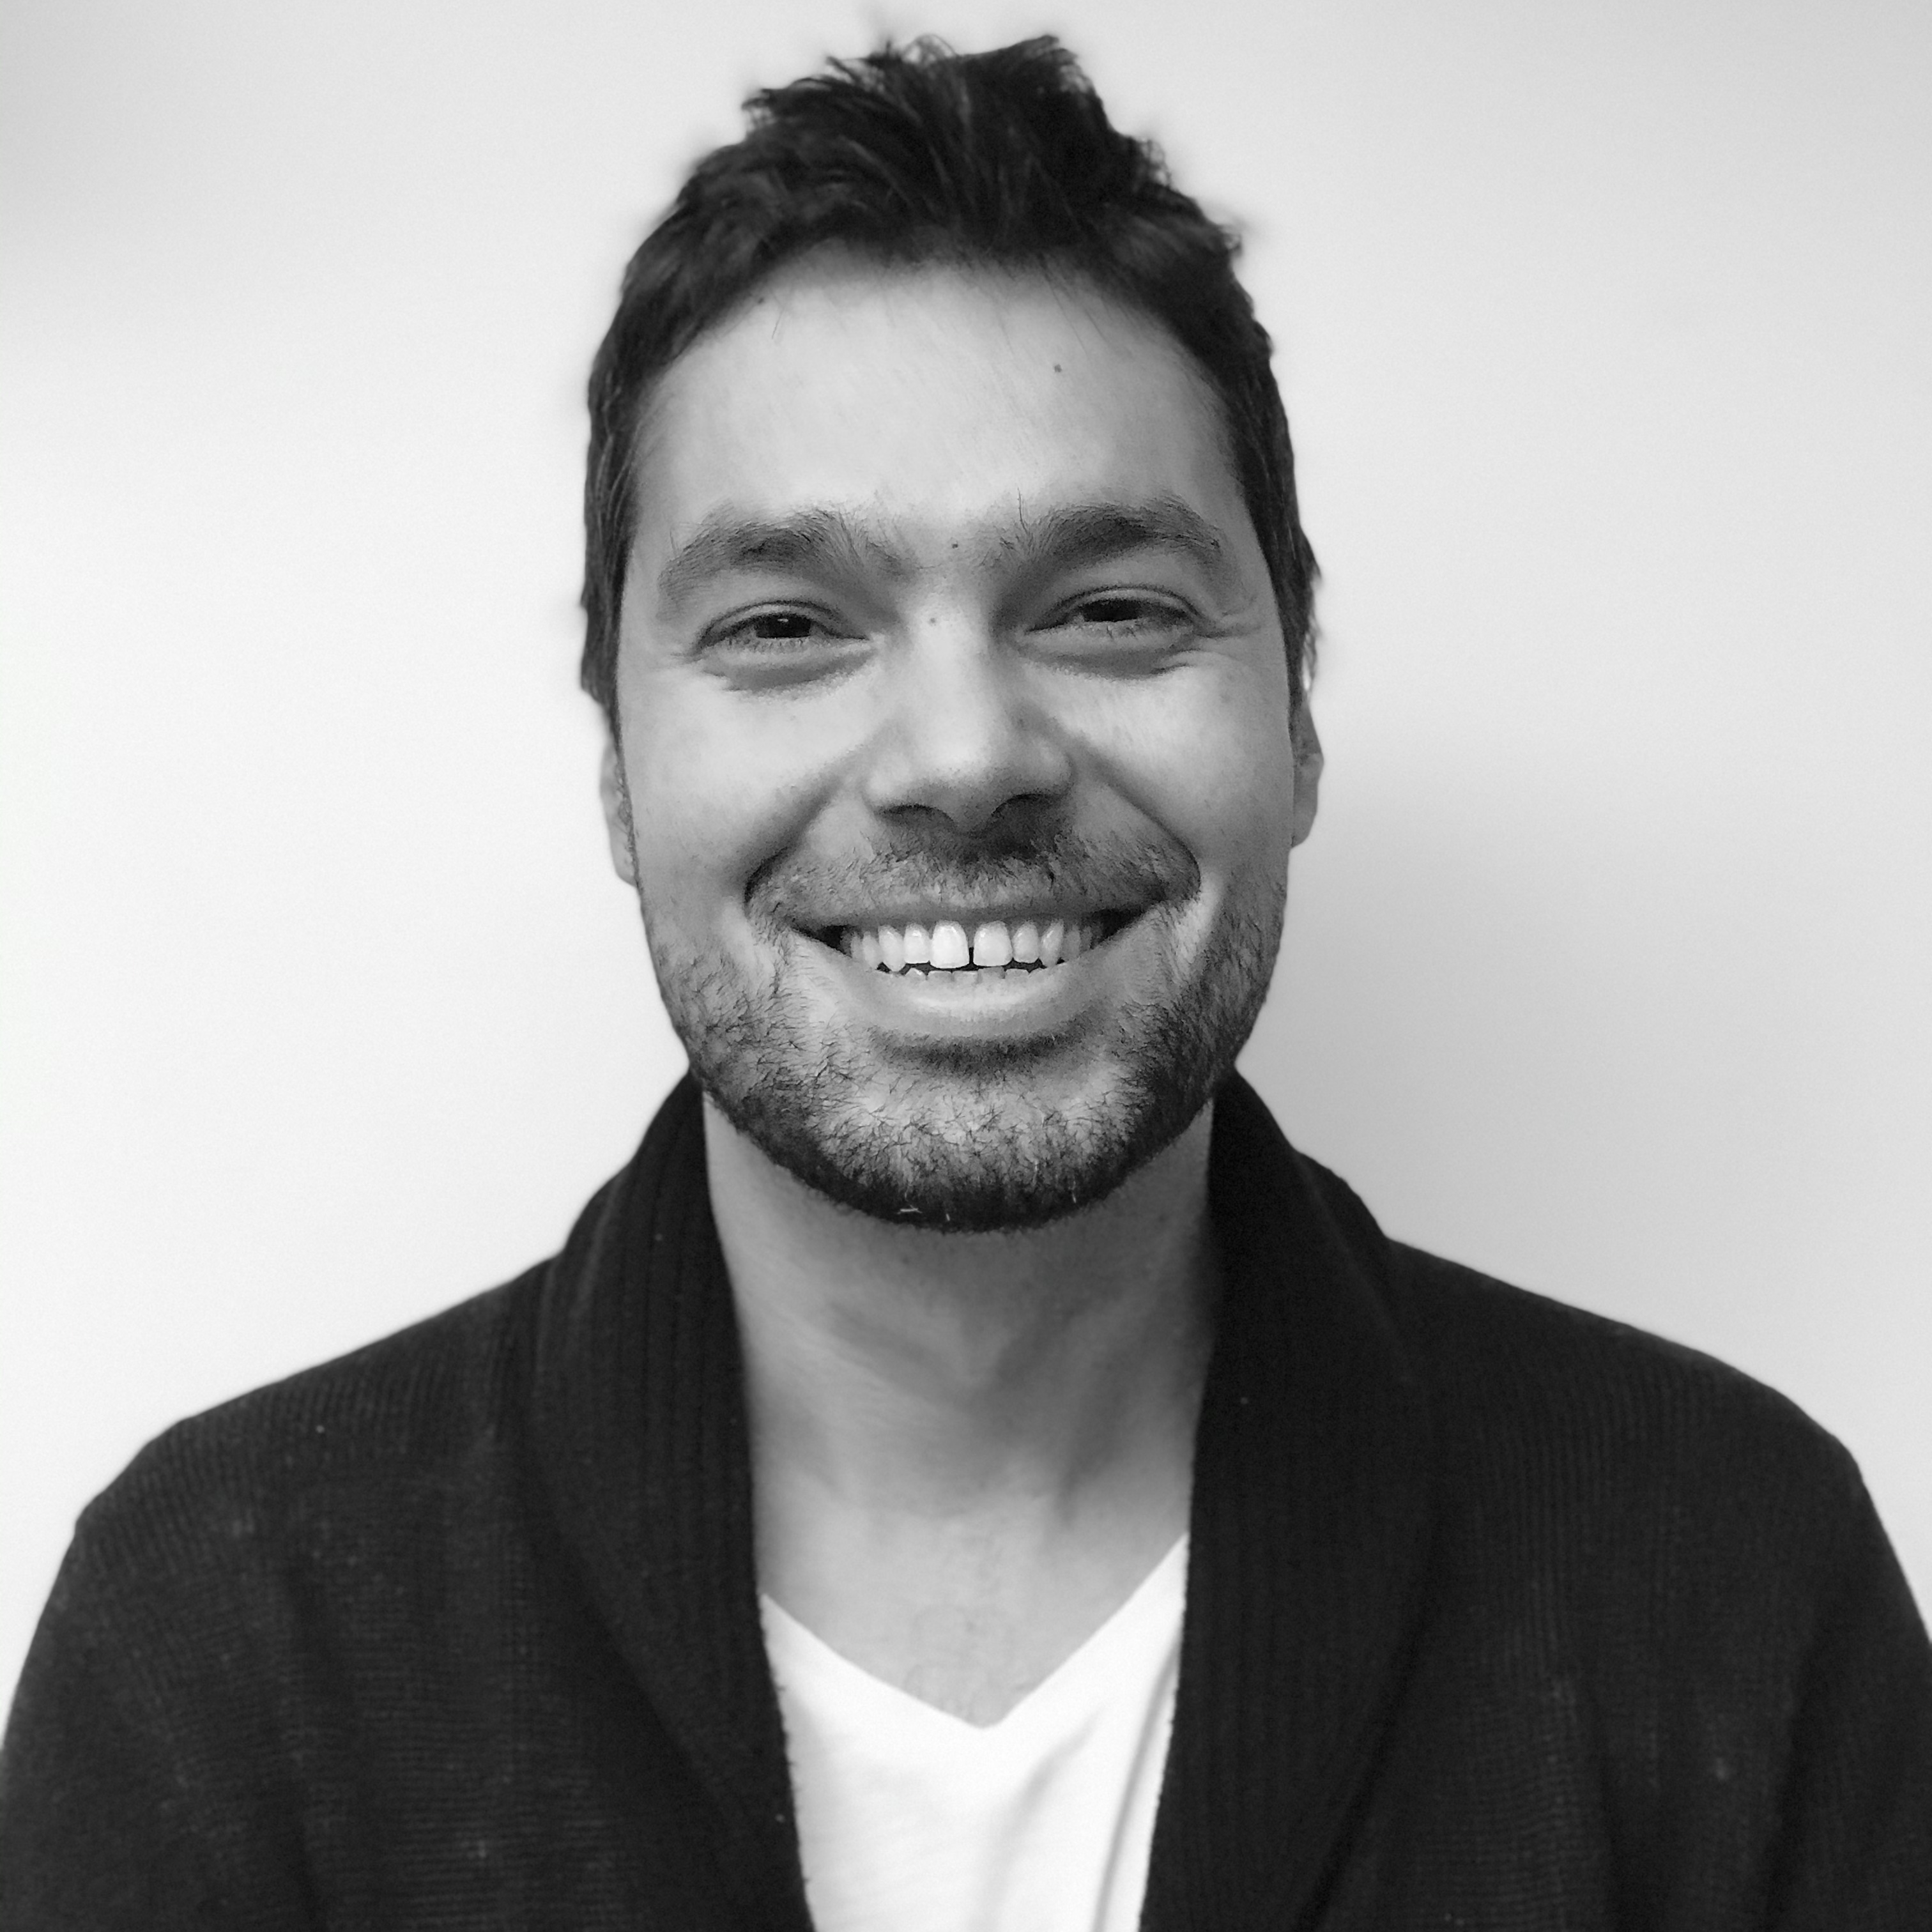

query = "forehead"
[[631, 257, 1248, 570]]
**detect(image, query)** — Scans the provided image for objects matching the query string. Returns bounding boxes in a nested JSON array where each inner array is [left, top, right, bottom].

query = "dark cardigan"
[[4, 1078, 1929, 1928]]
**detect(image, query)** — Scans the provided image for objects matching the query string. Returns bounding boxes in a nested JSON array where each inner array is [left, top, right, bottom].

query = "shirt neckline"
[[761, 1535, 1189, 1740]]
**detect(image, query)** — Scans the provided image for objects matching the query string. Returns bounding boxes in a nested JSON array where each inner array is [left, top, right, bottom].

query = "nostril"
[[860, 692, 1075, 829]]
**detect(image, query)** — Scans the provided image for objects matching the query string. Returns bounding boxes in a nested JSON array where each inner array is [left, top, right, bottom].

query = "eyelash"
[[1046, 592, 1189, 632], [707, 608, 852, 651]]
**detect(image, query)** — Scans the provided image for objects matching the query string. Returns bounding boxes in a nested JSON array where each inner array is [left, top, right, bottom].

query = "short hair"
[[580, 35, 1317, 721]]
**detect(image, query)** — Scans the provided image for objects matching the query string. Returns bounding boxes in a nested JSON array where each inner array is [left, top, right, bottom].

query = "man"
[[3, 34, 1928, 1929]]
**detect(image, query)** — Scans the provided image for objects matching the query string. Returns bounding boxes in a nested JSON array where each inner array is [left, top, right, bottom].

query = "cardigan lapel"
[[530, 1074, 1432, 1931], [1140, 1078, 1437, 1931], [528, 1078, 815, 1931]]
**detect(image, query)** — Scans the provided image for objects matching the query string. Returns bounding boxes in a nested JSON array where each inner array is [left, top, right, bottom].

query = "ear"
[[599, 735, 639, 885], [1289, 697, 1322, 848]]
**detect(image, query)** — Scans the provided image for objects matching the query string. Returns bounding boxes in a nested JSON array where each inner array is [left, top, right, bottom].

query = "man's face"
[[602, 257, 1320, 1230]]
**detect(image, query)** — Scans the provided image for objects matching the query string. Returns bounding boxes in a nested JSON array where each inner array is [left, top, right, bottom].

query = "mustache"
[[750, 826, 1200, 926]]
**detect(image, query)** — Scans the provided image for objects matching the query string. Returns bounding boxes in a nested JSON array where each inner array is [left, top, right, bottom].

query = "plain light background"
[[4, 0, 1928, 1707]]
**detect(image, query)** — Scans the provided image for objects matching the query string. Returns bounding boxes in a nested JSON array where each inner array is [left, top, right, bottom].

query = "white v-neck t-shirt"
[[762, 1538, 1188, 1932]]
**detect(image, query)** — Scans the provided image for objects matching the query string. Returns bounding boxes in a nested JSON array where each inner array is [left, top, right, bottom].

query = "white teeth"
[[970, 921, 1013, 968], [929, 921, 970, 970], [841, 914, 1107, 974]]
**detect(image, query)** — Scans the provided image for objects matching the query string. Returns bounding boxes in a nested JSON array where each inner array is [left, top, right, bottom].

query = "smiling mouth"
[[817, 911, 1135, 978]]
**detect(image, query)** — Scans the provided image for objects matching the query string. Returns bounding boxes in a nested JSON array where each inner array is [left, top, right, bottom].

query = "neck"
[[706, 1096, 1219, 1509], [704, 1096, 1219, 1716]]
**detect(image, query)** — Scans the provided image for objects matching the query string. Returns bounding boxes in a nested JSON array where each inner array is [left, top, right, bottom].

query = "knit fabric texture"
[[3, 1075, 1929, 1928]]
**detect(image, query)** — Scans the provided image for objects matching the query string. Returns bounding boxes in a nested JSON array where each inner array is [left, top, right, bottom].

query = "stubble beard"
[[641, 862, 1285, 1234]]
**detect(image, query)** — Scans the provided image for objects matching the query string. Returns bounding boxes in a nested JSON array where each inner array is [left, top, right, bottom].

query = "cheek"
[[616, 671, 842, 921], [1092, 671, 1300, 880]]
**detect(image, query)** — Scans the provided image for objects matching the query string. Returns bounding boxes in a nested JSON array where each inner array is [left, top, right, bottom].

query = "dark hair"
[[580, 35, 1317, 720]]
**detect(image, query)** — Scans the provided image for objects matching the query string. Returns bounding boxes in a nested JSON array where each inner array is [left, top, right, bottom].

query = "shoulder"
[[66, 1266, 546, 1602], [1388, 1236, 1857, 1499], [0, 1269, 565, 1919], [1360, 1225, 1880, 1656], [1273, 1158, 1932, 1905], [1286, 1146, 1851, 1483], [1287, 1151, 1879, 1606]]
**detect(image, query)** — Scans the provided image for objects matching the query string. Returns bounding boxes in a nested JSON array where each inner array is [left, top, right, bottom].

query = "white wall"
[[4, 0, 1928, 1704]]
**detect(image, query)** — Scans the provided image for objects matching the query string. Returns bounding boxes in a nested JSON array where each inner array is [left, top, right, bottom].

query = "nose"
[[859, 618, 1075, 836]]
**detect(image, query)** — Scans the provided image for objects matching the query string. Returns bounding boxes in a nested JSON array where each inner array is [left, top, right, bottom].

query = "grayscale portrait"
[[3, 3, 1929, 1924]]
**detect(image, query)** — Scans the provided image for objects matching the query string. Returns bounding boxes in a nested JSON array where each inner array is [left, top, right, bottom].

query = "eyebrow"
[[654, 509, 904, 614], [652, 493, 1241, 613], [998, 496, 1237, 595]]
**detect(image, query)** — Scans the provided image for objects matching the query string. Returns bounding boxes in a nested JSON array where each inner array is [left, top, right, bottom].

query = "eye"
[[1033, 590, 1198, 661], [698, 604, 868, 690], [713, 608, 843, 647], [1063, 594, 1174, 628]]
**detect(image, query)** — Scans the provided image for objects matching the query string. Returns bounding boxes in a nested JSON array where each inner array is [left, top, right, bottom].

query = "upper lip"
[[807, 898, 1138, 933], [753, 831, 1199, 941]]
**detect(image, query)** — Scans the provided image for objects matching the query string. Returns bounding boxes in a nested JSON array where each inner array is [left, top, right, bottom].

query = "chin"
[[712, 1046, 1211, 1233], [657, 885, 1283, 1234]]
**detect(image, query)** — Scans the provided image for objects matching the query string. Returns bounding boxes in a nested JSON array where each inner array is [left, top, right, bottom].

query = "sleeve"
[[1, 1544, 225, 1926], [1765, 1474, 1932, 1929], [0, 1528, 312, 1931]]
